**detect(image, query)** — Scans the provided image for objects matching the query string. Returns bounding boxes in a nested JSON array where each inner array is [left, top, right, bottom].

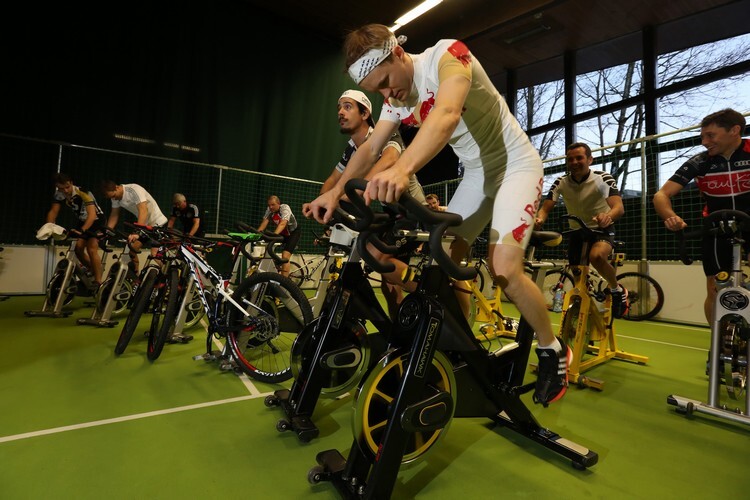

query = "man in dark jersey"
[[654, 108, 750, 323], [304, 89, 426, 319], [168, 193, 204, 237], [45, 172, 106, 284], [535, 142, 628, 318]]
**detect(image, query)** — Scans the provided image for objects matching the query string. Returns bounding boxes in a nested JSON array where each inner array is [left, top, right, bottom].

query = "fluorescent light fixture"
[[390, 0, 443, 32]]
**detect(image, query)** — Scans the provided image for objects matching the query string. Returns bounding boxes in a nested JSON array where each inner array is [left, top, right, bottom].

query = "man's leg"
[[280, 250, 291, 277], [85, 238, 103, 283], [448, 237, 473, 319], [589, 241, 617, 288], [705, 275, 717, 325], [492, 243, 569, 407]]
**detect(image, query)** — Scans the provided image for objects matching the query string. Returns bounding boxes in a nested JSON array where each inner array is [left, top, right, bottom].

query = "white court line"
[[550, 320, 709, 351], [0, 394, 268, 444], [0, 320, 274, 444]]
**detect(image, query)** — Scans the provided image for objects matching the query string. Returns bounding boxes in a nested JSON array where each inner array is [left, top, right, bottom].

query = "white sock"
[[538, 337, 562, 353]]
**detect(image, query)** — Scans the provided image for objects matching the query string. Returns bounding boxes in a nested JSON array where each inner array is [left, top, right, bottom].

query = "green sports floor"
[[1, 294, 748, 499]]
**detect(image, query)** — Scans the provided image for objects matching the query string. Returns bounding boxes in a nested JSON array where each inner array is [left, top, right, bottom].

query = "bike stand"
[[667, 290, 750, 426], [24, 264, 77, 318]]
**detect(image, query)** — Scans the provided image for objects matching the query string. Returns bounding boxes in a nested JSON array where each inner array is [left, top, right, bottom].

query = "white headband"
[[347, 34, 407, 84]]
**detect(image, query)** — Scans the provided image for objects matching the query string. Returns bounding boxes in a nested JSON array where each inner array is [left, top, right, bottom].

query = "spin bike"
[[77, 228, 138, 327], [667, 209, 750, 426], [549, 214, 648, 390], [264, 202, 393, 443], [25, 230, 109, 318], [310, 180, 597, 499]]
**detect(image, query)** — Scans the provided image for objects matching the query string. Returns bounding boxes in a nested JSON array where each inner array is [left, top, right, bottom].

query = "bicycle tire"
[[183, 283, 205, 329], [226, 272, 314, 383], [147, 266, 180, 361], [540, 270, 575, 310], [287, 261, 304, 288], [616, 272, 665, 321], [115, 268, 157, 355]]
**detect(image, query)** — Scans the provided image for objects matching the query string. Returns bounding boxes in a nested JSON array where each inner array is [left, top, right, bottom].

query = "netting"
[[0, 121, 737, 267]]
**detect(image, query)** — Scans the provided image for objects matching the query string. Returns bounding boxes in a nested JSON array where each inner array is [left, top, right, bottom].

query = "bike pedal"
[[219, 361, 237, 371]]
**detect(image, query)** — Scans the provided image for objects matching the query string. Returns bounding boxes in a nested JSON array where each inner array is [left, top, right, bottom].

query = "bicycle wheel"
[[540, 270, 575, 310], [183, 283, 205, 329], [115, 268, 158, 355], [353, 349, 456, 464], [616, 272, 664, 321], [226, 272, 314, 383], [147, 266, 180, 361], [287, 261, 304, 288]]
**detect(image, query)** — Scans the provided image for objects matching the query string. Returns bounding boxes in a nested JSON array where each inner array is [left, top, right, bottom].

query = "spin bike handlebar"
[[561, 214, 610, 238], [342, 178, 477, 282], [233, 221, 288, 265], [675, 209, 750, 266]]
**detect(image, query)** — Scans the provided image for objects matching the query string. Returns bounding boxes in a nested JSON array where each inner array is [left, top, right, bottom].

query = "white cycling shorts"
[[446, 158, 543, 249]]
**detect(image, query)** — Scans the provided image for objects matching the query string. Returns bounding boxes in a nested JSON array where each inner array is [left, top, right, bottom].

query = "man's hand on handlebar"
[[364, 168, 409, 205], [663, 215, 687, 232], [592, 212, 613, 228], [305, 190, 340, 224]]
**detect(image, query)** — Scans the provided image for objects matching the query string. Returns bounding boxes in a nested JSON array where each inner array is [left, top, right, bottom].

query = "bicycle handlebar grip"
[[343, 179, 375, 231], [397, 191, 476, 282], [356, 229, 395, 273], [675, 229, 693, 266], [264, 239, 288, 265]]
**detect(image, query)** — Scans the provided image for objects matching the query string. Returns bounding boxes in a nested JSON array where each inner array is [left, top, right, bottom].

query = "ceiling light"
[[390, 0, 443, 32]]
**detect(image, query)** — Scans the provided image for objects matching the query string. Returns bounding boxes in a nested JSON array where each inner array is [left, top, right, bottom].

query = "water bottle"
[[552, 283, 564, 313]]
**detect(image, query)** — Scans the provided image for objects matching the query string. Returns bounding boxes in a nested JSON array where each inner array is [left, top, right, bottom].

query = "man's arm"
[[136, 201, 149, 225], [307, 120, 398, 223], [167, 216, 176, 229], [46, 203, 61, 224], [366, 74, 470, 204], [593, 195, 624, 228], [189, 217, 200, 237], [257, 219, 269, 232], [107, 207, 120, 230], [320, 169, 343, 195], [653, 180, 687, 231], [274, 219, 288, 235], [365, 144, 400, 179], [534, 199, 556, 229], [81, 204, 98, 232]]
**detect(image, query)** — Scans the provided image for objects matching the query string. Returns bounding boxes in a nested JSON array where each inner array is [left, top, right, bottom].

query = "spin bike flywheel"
[[719, 320, 748, 399], [290, 317, 371, 398], [352, 349, 456, 464]]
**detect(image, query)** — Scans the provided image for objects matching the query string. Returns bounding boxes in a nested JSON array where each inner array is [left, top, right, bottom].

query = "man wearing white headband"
[[305, 89, 425, 318], [306, 23, 569, 408]]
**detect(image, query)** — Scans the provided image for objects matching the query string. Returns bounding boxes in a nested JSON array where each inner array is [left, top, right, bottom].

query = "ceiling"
[[244, 0, 748, 86]]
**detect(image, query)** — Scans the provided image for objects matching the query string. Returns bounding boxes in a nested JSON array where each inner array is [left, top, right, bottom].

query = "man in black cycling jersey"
[[45, 173, 107, 284], [654, 108, 750, 324], [168, 193, 204, 238], [535, 142, 629, 318], [304, 89, 426, 319]]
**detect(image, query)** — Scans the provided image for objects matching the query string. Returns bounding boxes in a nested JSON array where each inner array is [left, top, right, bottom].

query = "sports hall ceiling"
[[244, 0, 748, 86]]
